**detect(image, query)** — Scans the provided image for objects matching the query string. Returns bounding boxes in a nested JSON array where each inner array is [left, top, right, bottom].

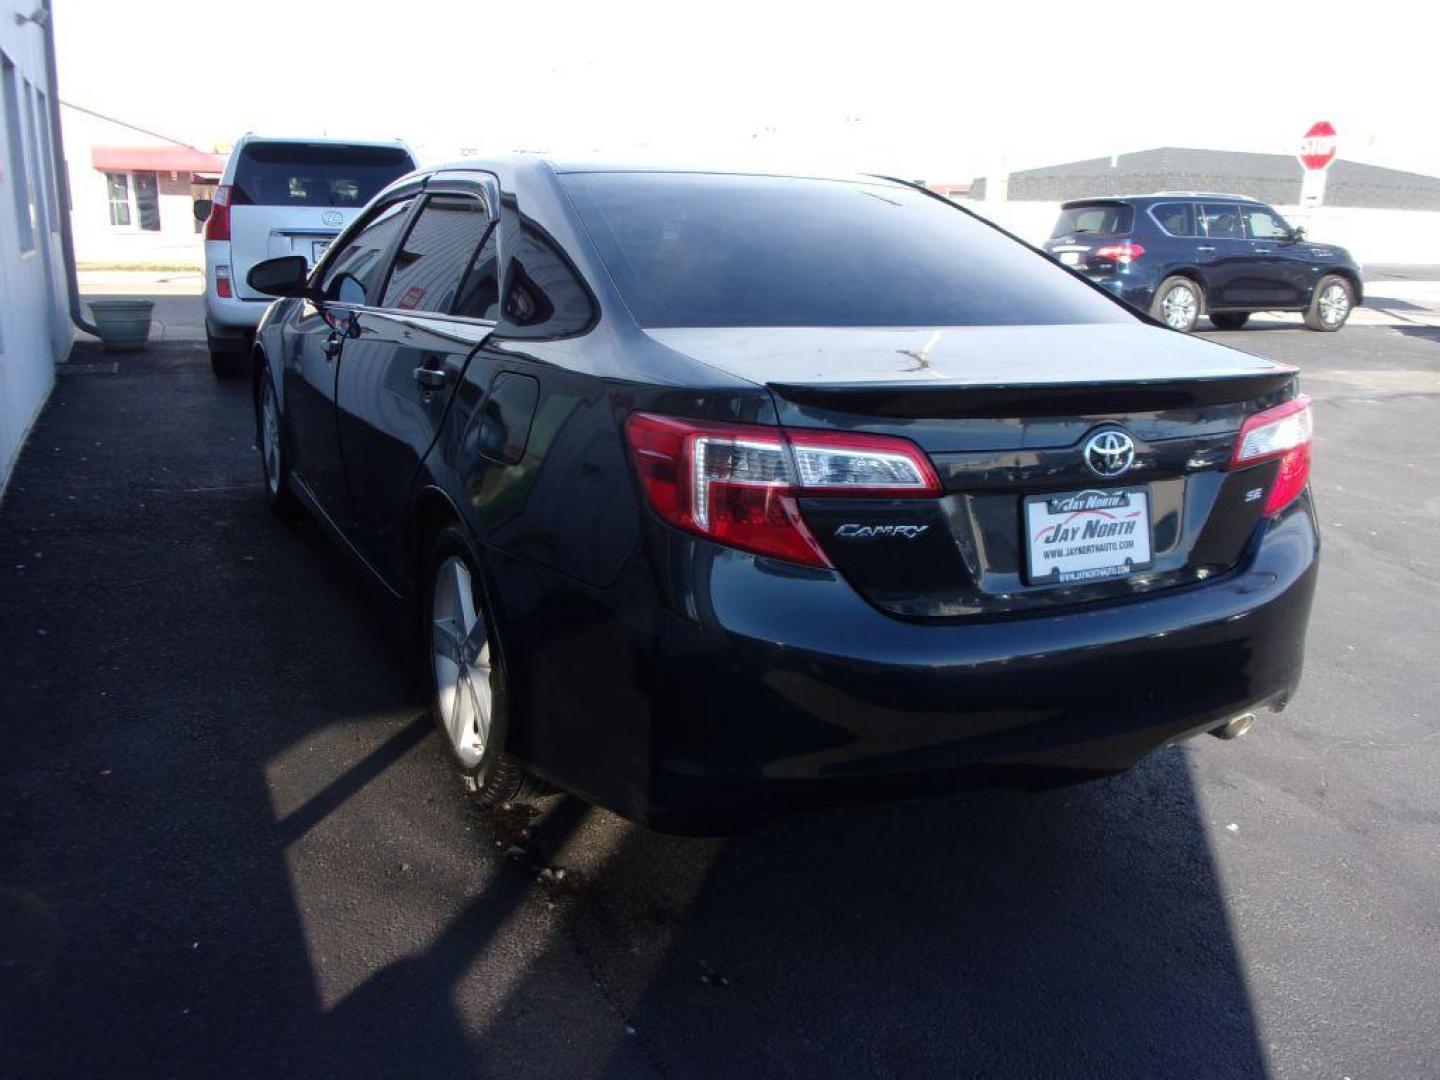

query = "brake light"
[[1093, 240, 1145, 264], [204, 184, 232, 242], [625, 413, 940, 567], [1231, 395, 1313, 515], [215, 265, 232, 299]]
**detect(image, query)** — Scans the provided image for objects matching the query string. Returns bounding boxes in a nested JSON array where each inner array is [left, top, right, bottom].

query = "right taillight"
[[204, 184, 232, 242], [624, 412, 939, 567], [1231, 395, 1314, 515]]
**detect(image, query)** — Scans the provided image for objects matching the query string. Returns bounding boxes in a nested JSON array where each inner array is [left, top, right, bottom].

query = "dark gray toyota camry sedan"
[[243, 157, 1318, 833]]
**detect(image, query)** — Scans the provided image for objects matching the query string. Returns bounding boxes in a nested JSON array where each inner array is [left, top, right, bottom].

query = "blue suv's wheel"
[[1151, 276, 1202, 333]]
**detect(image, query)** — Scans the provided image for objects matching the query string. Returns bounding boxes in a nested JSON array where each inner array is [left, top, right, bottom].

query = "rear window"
[[1050, 203, 1134, 238], [232, 142, 414, 208], [562, 173, 1131, 329]]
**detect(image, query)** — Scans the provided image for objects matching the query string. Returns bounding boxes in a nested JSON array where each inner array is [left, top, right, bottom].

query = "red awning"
[[91, 145, 226, 176]]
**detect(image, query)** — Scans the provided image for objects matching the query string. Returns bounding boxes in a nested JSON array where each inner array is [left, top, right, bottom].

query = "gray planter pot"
[[88, 299, 155, 352]]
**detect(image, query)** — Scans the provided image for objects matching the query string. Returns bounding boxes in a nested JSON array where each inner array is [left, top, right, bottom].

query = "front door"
[[282, 194, 418, 527], [1242, 203, 1309, 308], [335, 183, 501, 588]]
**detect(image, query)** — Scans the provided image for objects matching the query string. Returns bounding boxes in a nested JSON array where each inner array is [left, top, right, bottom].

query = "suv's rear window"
[[1050, 203, 1134, 238], [232, 143, 414, 208], [562, 173, 1131, 329]]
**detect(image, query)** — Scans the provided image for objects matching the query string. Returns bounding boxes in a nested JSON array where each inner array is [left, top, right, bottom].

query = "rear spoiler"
[[768, 371, 1298, 420]]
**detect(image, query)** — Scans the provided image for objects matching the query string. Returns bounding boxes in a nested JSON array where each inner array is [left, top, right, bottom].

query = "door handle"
[[1196, 245, 1216, 252], [1252, 247, 1272, 254], [413, 365, 450, 390], [322, 332, 342, 360]]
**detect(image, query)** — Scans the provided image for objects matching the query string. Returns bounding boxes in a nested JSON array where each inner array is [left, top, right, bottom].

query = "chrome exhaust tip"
[[1209, 712, 1256, 740]]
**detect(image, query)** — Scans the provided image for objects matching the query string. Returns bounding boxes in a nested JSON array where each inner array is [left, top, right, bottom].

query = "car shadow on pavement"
[[0, 342, 1268, 1079]]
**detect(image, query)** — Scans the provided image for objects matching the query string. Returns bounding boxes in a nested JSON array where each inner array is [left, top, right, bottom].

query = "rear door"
[[1046, 201, 1134, 271], [1195, 202, 1252, 308], [285, 194, 418, 527], [335, 175, 501, 587], [230, 142, 414, 299]]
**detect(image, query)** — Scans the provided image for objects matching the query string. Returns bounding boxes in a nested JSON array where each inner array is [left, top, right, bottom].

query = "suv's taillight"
[[625, 413, 940, 567], [1093, 240, 1145, 264], [204, 184, 232, 242], [1231, 395, 1314, 515]]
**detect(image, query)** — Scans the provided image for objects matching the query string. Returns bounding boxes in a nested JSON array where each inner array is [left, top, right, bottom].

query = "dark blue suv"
[[1042, 193, 1363, 333]]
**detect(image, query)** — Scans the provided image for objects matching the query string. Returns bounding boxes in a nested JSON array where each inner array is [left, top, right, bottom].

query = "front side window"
[[233, 142, 414, 208], [380, 194, 493, 314], [1050, 203, 1133, 238], [1243, 205, 1291, 239], [133, 170, 160, 232], [1151, 202, 1197, 237], [106, 171, 131, 226], [321, 197, 415, 304], [564, 172, 1131, 328], [1200, 203, 1244, 240]]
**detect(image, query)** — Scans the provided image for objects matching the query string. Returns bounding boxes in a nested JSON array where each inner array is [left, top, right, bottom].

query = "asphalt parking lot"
[[2, 300, 1437, 1078]]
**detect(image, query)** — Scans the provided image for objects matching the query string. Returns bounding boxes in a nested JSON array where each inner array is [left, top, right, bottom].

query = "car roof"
[[1060, 192, 1264, 207], [234, 133, 412, 150], [423, 153, 910, 187]]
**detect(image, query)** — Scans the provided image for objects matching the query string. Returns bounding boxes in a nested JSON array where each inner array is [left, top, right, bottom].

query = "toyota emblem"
[[322, 210, 344, 226], [1083, 430, 1135, 478]]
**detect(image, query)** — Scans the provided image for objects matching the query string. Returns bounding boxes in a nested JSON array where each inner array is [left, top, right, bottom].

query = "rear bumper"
[[506, 496, 1318, 833]]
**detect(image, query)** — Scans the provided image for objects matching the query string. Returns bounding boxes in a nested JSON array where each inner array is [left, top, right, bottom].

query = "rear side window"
[[1151, 202, 1197, 237], [496, 217, 596, 337], [1050, 203, 1133, 238], [453, 227, 501, 320], [321, 198, 414, 303], [564, 172, 1131, 328], [381, 195, 493, 313], [232, 142, 413, 208], [1200, 203, 1244, 240]]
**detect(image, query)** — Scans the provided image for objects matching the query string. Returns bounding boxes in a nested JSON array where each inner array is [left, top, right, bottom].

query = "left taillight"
[[1093, 240, 1145, 265], [204, 184, 232, 242], [624, 412, 940, 567], [1231, 395, 1314, 515]]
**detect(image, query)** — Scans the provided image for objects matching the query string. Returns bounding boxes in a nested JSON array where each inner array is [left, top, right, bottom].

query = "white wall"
[[966, 198, 1440, 267], [0, 2, 69, 496]]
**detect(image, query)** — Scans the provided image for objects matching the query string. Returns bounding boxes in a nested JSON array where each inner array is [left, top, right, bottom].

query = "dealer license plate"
[[1025, 487, 1153, 584], [312, 239, 331, 263]]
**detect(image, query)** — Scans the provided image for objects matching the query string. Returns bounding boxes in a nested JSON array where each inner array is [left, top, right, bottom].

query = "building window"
[[22, 81, 48, 237], [106, 171, 131, 226], [133, 170, 160, 231], [36, 90, 59, 230], [2, 53, 35, 252]]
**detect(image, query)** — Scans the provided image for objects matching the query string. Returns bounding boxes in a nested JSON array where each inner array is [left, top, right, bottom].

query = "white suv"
[[203, 134, 416, 376]]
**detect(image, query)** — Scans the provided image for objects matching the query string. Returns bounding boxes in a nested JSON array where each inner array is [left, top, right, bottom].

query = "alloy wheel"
[[1161, 285, 1198, 330], [430, 556, 493, 770], [1319, 283, 1350, 327], [261, 381, 282, 496]]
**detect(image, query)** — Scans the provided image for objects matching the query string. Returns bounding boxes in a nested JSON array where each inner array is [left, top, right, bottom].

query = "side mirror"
[[193, 199, 213, 223], [1289, 225, 1306, 242], [247, 255, 311, 298]]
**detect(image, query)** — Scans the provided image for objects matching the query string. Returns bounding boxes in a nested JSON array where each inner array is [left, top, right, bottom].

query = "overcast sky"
[[55, 0, 1437, 182]]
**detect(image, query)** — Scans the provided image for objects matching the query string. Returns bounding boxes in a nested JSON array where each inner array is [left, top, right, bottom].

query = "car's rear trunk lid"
[[646, 323, 1298, 619]]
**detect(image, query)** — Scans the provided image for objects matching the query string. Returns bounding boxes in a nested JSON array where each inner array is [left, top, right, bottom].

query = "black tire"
[[210, 348, 247, 378], [424, 525, 547, 806], [1304, 274, 1353, 332], [256, 368, 300, 518], [1209, 312, 1250, 330], [1150, 276, 1203, 333]]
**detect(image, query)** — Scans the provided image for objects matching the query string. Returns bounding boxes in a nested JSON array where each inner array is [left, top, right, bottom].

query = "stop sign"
[[1299, 121, 1338, 171]]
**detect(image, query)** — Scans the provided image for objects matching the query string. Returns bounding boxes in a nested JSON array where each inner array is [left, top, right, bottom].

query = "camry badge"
[[1084, 430, 1135, 479], [835, 523, 930, 540]]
